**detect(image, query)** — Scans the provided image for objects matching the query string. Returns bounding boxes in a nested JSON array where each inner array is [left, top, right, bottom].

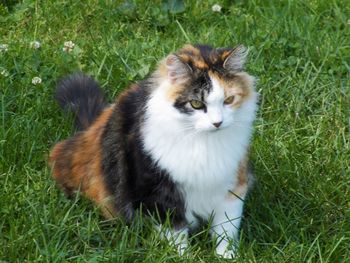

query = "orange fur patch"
[[181, 44, 200, 56], [166, 86, 184, 101], [178, 45, 209, 70], [227, 156, 249, 200], [220, 50, 233, 61], [50, 106, 116, 218]]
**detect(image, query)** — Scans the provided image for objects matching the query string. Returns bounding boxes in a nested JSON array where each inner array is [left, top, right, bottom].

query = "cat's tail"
[[55, 73, 108, 130]]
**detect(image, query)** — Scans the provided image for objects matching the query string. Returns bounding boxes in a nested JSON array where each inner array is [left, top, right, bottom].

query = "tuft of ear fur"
[[223, 45, 248, 73], [165, 54, 192, 84]]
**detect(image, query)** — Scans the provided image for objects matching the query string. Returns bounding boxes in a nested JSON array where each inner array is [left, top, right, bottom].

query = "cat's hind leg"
[[50, 134, 116, 219]]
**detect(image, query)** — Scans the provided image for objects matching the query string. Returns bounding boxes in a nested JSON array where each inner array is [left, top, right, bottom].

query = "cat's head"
[[154, 44, 257, 132]]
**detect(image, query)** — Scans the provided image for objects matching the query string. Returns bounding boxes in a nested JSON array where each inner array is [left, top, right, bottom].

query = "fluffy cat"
[[50, 44, 258, 258]]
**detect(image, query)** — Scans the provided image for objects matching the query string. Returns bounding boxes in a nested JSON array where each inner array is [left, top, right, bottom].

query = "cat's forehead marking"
[[207, 76, 224, 103], [207, 71, 233, 97], [177, 44, 233, 72], [178, 45, 209, 70]]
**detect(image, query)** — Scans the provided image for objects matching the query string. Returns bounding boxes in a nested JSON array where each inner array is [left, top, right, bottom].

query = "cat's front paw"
[[216, 242, 237, 259], [177, 241, 188, 256], [158, 226, 189, 256]]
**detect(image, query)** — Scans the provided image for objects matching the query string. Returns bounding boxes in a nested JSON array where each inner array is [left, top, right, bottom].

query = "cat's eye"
[[190, 100, 205, 110], [224, 96, 235, 105]]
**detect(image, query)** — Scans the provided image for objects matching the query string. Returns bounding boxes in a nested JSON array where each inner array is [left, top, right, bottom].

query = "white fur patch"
[[142, 78, 258, 226], [203, 78, 224, 127]]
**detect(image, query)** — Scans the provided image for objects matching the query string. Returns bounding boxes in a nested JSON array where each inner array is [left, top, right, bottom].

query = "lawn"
[[1, 0, 350, 262]]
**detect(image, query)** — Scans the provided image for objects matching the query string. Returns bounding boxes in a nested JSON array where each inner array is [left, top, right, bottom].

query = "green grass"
[[1, 0, 350, 262]]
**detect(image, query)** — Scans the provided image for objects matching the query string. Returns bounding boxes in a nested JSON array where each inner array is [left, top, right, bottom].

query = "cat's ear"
[[223, 45, 248, 73], [165, 54, 192, 84]]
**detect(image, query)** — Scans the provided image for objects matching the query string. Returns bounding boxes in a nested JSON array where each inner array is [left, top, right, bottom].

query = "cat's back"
[[112, 82, 151, 135]]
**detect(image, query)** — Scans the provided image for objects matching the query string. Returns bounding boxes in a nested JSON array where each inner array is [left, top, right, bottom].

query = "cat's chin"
[[209, 128, 222, 132]]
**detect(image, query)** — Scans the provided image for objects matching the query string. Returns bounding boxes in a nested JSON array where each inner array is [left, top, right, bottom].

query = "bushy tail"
[[55, 73, 108, 130]]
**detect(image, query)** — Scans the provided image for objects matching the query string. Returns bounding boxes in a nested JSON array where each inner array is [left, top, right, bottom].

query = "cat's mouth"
[[198, 126, 226, 133]]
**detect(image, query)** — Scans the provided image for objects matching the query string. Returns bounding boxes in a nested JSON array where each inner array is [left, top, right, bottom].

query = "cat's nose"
[[213, 121, 222, 128]]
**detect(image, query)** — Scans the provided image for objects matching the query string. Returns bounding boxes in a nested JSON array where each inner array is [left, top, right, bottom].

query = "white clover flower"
[[30, 40, 41, 49], [212, 4, 222, 12], [0, 44, 8, 52], [347, 19, 350, 25], [1, 69, 9, 77], [63, 41, 75, 52], [32, 76, 42, 85]]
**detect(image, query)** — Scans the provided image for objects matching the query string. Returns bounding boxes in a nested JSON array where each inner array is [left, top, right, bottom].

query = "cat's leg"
[[157, 225, 189, 255], [211, 197, 245, 259]]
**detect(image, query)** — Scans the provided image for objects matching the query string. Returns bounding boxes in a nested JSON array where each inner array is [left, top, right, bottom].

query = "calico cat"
[[50, 44, 258, 258]]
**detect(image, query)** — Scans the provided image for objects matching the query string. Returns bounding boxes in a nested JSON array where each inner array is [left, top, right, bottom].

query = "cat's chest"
[[143, 129, 247, 221], [142, 127, 247, 189]]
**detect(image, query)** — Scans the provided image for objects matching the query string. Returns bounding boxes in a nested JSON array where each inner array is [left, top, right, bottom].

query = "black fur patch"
[[101, 81, 187, 227], [55, 73, 108, 130]]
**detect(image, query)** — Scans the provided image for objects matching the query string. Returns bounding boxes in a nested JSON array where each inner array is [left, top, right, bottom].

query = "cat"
[[50, 44, 258, 258]]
